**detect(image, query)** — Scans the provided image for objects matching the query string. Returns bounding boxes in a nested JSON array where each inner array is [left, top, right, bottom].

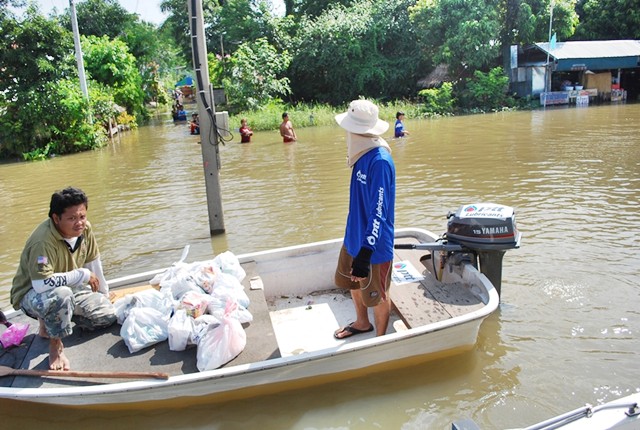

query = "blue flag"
[[550, 33, 557, 50]]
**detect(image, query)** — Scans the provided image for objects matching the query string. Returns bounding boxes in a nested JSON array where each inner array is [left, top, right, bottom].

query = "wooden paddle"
[[0, 365, 169, 380]]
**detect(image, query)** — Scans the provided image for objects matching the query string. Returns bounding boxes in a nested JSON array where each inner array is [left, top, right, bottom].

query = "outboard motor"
[[396, 203, 520, 298], [445, 203, 520, 296]]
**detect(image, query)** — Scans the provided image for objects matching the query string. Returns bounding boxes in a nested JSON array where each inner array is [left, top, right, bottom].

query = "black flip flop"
[[334, 323, 374, 339]]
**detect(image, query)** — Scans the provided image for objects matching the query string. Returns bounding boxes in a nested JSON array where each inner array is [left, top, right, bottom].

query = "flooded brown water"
[[1, 103, 639, 429]]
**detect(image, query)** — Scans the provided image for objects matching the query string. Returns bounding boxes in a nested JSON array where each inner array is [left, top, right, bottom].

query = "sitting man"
[[10, 187, 116, 371]]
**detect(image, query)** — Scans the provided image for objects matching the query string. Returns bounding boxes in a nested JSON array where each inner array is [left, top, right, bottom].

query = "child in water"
[[190, 113, 200, 135], [239, 118, 253, 143], [394, 111, 410, 138]]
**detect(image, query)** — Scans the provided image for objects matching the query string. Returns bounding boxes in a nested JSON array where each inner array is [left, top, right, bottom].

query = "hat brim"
[[335, 112, 389, 136]]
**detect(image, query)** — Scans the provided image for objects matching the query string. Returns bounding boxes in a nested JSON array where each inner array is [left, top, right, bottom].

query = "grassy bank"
[[226, 100, 423, 133]]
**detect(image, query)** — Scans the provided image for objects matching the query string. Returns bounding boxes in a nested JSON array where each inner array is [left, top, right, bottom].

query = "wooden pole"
[[188, 0, 225, 235], [0, 365, 169, 380]]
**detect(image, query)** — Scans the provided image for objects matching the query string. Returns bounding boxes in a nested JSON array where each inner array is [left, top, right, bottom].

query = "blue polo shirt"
[[344, 147, 395, 264]]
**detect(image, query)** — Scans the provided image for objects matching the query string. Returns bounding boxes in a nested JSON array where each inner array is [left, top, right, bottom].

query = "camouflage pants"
[[21, 286, 116, 338]]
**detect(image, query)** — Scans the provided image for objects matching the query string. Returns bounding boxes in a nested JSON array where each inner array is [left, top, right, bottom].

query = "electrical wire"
[[189, 0, 234, 147]]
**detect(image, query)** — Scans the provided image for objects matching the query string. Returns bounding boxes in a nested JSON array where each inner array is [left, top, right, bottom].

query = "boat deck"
[[0, 237, 484, 389]]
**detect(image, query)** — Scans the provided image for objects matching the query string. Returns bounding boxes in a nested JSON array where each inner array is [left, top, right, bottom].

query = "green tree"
[[0, 5, 106, 159], [501, 0, 578, 47], [161, 0, 286, 63], [291, 0, 422, 104], [0, 5, 73, 100], [82, 35, 146, 118], [59, 0, 181, 105], [292, 0, 355, 17], [223, 38, 292, 110], [464, 66, 512, 110], [58, 0, 136, 39], [410, 0, 502, 78], [574, 0, 640, 40], [161, 0, 219, 61], [411, 0, 578, 78], [418, 82, 455, 116], [118, 20, 182, 104]]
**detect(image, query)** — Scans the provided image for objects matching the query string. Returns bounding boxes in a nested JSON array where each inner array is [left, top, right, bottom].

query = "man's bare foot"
[[38, 318, 49, 339], [49, 338, 70, 371]]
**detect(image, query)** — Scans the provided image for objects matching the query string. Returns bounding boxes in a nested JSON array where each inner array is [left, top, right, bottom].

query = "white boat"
[[0, 204, 520, 408], [452, 392, 640, 429]]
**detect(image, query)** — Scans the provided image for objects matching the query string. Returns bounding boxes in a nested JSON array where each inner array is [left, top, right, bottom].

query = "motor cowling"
[[445, 203, 521, 297], [446, 203, 520, 250]]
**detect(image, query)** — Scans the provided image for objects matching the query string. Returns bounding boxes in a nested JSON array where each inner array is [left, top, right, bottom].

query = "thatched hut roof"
[[417, 64, 452, 89]]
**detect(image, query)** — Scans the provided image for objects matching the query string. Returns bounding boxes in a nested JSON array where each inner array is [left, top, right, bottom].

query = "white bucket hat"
[[335, 100, 389, 136]]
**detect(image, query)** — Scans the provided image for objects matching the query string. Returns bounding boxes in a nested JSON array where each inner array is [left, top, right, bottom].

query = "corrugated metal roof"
[[536, 40, 640, 59]]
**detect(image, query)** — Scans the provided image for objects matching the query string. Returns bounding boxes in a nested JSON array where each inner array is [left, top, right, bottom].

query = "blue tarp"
[[175, 76, 194, 87]]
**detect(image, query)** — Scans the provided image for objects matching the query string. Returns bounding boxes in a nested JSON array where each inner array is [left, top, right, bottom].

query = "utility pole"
[[69, 0, 89, 100], [188, 0, 226, 235], [545, 0, 555, 93]]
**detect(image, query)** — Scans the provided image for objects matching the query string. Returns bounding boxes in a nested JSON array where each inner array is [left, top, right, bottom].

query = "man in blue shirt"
[[333, 100, 396, 339]]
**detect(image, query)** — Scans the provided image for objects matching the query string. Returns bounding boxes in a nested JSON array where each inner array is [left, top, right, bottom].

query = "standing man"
[[10, 187, 116, 370], [394, 111, 410, 138], [333, 100, 396, 339], [279, 112, 297, 143]]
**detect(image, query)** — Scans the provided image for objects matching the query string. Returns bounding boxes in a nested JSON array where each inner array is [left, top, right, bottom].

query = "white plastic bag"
[[155, 263, 203, 300], [213, 251, 246, 282], [207, 296, 253, 324], [196, 301, 246, 371], [188, 261, 218, 293], [211, 272, 250, 309], [149, 245, 204, 300], [113, 288, 174, 324], [120, 307, 169, 353], [114, 294, 135, 325], [167, 309, 193, 351], [149, 244, 190, 287], [179, 291, 210, 318], [192, 314, 220, 345]]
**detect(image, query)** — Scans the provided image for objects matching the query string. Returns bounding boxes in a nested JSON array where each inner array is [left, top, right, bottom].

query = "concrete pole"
[[545, 0, 554, 93], [69, 0, 89, 100], [188, 0, 226, 235]]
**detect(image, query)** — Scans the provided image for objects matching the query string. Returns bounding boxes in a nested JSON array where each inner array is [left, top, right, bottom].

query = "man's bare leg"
[[38, 318, 49, 338], [349, 288, 373, 331], [372, 298, 391, 336], [49, 338, 70, 371]]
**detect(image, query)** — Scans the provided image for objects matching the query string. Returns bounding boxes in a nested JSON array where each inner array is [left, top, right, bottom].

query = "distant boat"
[[0, 204, 520, 409]]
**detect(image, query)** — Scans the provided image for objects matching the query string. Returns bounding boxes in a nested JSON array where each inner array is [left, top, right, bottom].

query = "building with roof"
[[510, 40, 640, 103]]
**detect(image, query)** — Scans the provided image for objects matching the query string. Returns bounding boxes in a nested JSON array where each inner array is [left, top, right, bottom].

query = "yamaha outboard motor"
[[446, 203, 520, 296], [396, 203, 520, 298]]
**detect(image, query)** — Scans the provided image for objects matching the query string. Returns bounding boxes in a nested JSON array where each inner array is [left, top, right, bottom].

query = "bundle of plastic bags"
[[115, 247, 252, 368]]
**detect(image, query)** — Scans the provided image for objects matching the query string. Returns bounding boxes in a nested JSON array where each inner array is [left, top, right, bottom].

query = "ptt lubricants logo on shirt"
[[356, 170, 367, 184]]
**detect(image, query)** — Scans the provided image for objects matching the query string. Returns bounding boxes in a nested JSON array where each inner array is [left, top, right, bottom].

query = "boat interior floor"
[[0, 238, 484, 389]]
